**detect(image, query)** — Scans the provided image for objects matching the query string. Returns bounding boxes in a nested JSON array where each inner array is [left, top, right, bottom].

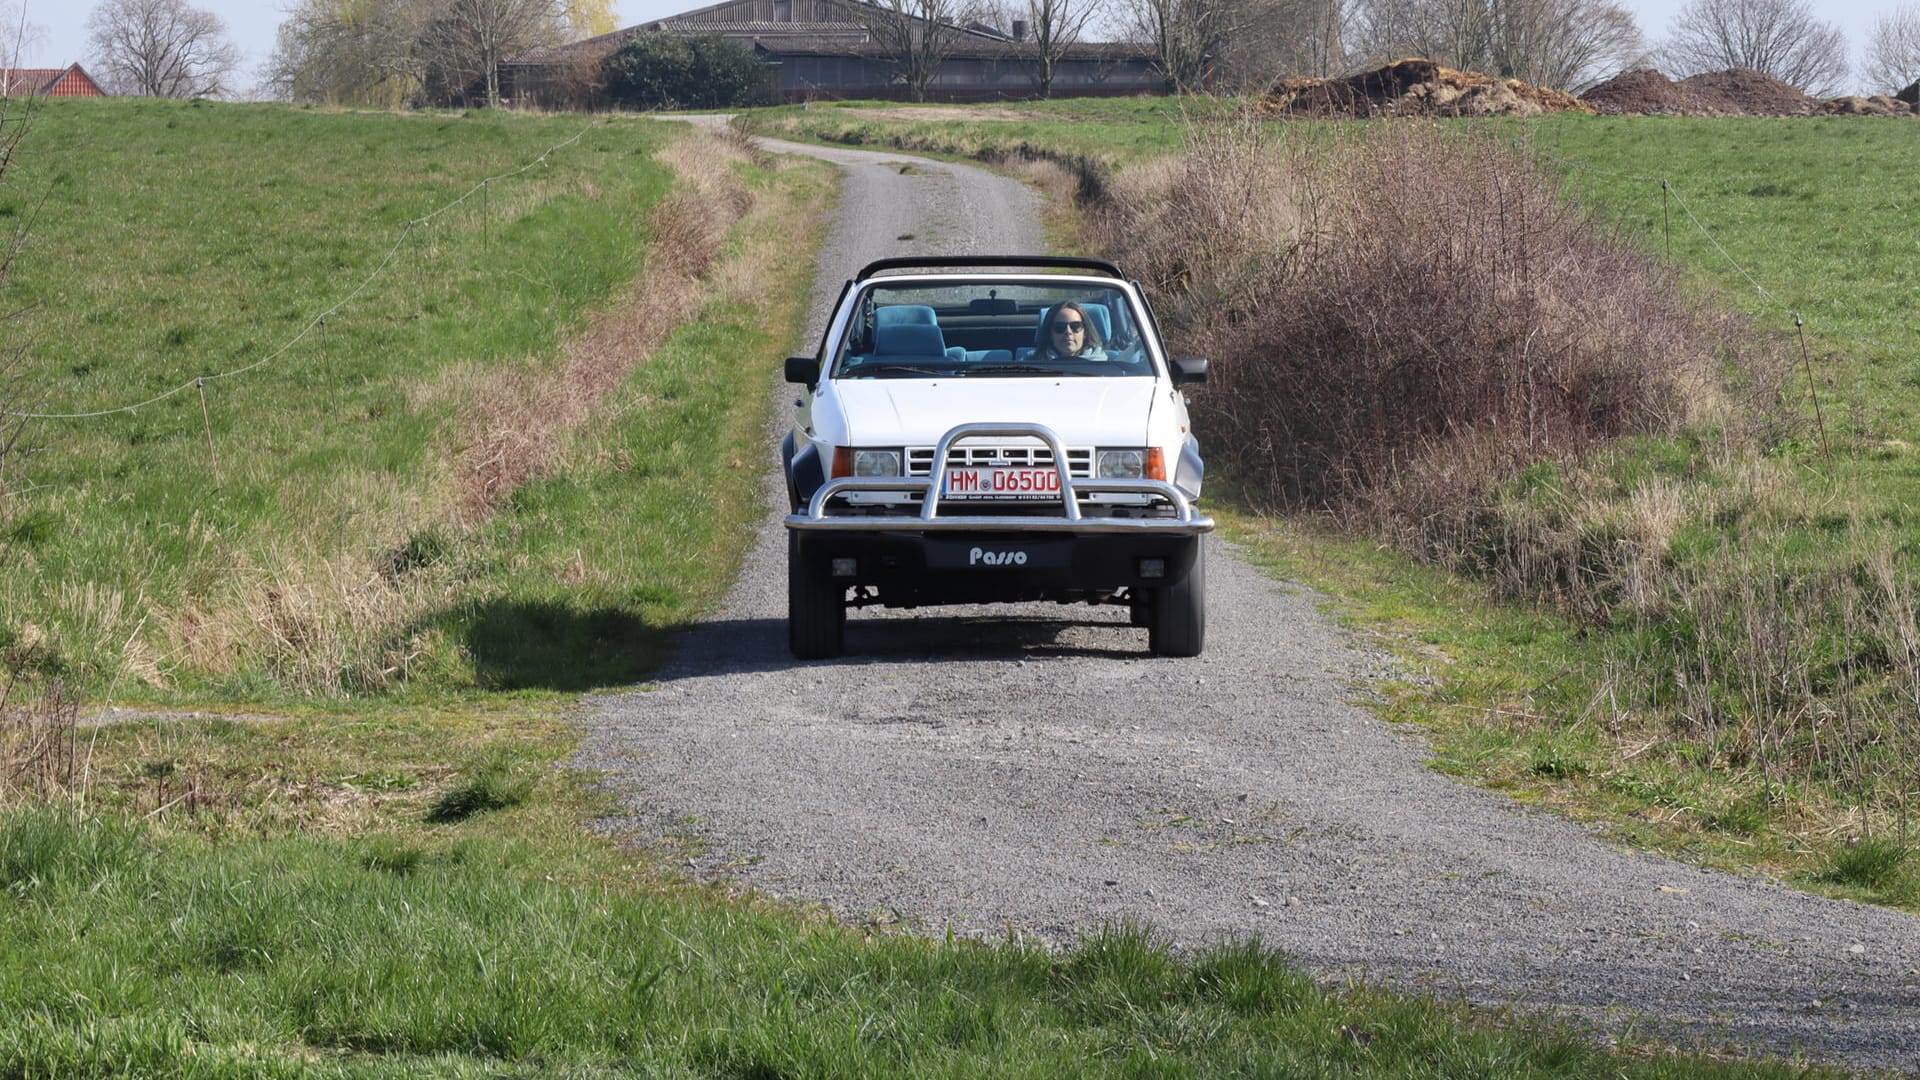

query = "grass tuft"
[[425, 748, 534, 824], [0, 806, 142, 900], [1820, 835, 1915, 895]]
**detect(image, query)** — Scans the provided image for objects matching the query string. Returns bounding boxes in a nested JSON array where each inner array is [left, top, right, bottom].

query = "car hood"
[[835, 378, 1158, 446]]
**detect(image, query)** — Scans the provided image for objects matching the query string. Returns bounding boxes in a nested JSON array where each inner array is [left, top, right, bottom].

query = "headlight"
[[1097, 449, 1146, 479], [1097, 448, 1168, 481], [852, 449, 902, 476]]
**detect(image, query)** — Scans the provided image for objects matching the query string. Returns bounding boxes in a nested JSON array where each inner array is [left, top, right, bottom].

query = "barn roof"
[[0, 64, 106, 97]]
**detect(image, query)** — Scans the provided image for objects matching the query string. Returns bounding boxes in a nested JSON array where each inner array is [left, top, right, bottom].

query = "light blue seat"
[[874, 322, 948, 359]]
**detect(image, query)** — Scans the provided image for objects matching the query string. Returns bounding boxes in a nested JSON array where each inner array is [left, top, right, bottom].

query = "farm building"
[[0, 65, 106, 98], [505, 0, 1165, 105]]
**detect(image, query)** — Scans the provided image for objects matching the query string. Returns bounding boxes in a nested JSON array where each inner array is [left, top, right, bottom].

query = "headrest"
[[874, 322, 947, 357], [875, 305, 937, 326]]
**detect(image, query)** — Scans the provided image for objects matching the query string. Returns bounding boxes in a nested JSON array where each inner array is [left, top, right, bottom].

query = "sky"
[[4, 0, 1899, 97]]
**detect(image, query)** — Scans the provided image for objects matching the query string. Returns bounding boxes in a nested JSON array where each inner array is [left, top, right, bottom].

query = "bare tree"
[[1863, 4, 1920, 94], [0, 67, 37, 530], [264, 0, 434, 107], [416, 0, 570, 107], [1020, 0, 1104, 97], [1352, 0, 1645, 91], [0, 2, 47, 70], [1659, 0, 1848, 95], [1281, 0, 1357, 77], [559, 0, 616, 37], [863, 0, 981, 102], [1124, 0, 1244, 91], [86, 0, 241, 98]]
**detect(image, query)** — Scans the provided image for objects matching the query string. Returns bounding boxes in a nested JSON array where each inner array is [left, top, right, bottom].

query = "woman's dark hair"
[[1045, 301, 1106, 354]]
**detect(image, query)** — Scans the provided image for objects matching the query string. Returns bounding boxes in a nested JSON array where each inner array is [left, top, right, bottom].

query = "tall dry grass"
[[0, 675, 81, 805]]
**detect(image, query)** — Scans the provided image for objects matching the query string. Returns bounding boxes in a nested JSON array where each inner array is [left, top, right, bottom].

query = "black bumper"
[[791, 528, 1200, 607]]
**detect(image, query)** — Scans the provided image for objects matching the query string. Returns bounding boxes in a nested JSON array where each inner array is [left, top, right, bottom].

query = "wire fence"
[[1531, 145, 1907, 362], [6, 120, 597, 422]]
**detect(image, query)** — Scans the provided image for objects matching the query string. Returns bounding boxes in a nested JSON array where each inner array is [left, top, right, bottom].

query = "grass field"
[[1, 100, 813, 703], [746, 102, 1920, 909], [0, 98, 1894, 1077]]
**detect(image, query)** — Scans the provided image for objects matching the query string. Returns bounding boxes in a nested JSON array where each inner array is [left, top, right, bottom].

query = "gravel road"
[[579, 126, 1920, 1073]]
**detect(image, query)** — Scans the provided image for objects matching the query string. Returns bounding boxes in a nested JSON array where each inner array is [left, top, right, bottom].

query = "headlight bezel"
[[1097, 448, 1147, 479], [851, 448, 904, 477]]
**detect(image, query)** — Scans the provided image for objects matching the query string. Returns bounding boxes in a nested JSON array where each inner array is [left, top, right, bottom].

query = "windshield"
[[832, 281, 1155, 380]]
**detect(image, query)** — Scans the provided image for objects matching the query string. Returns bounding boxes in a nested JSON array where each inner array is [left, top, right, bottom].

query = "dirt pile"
[[1584, 67, 1917, 116], [1264, 58, 1594, 118], [1822, 94, 1920, 116]]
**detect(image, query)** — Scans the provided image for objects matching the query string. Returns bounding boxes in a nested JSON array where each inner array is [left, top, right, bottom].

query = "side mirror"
[[785, 355, 821, 385], [1170, 356, 1208, 385]]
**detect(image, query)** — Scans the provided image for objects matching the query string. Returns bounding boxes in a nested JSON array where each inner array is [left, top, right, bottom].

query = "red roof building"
[[0, 64, 107, 98]]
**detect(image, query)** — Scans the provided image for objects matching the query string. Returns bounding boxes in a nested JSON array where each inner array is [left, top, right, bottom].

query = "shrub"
[[603, 35, 779, 111], [1099, 116, 1787, 515]]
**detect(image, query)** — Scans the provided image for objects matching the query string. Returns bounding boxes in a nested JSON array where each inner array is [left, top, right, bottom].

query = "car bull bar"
[[785, 423, 1214, 535]]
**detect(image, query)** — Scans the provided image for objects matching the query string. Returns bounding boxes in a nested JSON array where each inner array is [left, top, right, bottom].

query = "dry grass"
[[0, 676, 81, 805]]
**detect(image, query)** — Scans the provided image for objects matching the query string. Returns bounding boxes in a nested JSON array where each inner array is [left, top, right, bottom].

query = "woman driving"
[[1034, 302, 1106, 361]]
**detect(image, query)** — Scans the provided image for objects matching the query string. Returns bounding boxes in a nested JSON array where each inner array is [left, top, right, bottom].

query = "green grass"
[[0, 789, 1837, 1078], [1, 99, 815, 703]]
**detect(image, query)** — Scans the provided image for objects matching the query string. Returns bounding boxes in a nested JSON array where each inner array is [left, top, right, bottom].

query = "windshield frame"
[[829, 275, 1164, 382]]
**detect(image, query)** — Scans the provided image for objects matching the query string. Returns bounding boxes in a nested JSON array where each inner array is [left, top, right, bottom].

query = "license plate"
[[942, 466, 1062, 499]]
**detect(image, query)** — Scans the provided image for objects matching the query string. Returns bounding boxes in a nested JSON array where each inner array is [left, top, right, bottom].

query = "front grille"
[[907, 444, 1093, 478]]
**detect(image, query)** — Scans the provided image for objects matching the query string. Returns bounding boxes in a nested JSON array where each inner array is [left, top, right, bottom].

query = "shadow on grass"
[[456, 600, 675, 692], [450, 599, 1149, 691]]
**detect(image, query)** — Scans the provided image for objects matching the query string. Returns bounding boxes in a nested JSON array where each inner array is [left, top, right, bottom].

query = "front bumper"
[[784, 422, 1215, 537]]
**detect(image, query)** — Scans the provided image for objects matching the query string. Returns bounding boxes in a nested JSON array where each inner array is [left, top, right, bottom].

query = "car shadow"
[[639, 610, 1151, 685]]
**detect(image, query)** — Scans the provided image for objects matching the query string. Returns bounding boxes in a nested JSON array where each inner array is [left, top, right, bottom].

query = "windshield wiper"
[[970, 365, 1094, 377], [850, 363, 949, 378]]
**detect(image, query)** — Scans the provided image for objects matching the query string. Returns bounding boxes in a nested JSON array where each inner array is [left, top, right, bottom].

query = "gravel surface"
[[579, 124, 1920, 1073]]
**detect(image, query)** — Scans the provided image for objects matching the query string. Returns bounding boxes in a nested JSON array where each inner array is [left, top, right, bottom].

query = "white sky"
[[4, 0, 1898, 97]]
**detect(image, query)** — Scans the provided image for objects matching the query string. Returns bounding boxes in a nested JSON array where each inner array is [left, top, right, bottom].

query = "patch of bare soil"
[[837, 105, 1034, 123], [1262, 58, 1594, 118], [1584, 67, 1917, 116]]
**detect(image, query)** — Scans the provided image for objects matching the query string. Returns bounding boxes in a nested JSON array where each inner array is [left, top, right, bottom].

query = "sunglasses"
[[1052, 321, 1085, 333]]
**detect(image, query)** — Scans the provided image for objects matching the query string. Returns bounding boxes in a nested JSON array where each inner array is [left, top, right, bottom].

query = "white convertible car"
[[781, 256, 1212, 659]]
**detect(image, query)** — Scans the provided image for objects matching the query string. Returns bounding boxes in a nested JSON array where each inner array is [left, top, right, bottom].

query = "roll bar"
[[855, 255, 1125, 280]]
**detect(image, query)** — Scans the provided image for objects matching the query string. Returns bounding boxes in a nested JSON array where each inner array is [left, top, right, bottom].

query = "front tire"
[[788, 534, 845, 659], [1148, 541, 1206, 657]]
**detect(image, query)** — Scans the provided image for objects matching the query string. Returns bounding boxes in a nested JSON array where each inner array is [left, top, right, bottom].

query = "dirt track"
[[577, 122, 1920, 1073]]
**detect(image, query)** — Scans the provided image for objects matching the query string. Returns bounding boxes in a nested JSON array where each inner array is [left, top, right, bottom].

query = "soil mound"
[[1899, 79, 1919, 104], [1680, 68, 1815, 115], [1264, 58, 1594, 118], [1580, 68, 1696, 114], [1582, 67, 1851, 116]]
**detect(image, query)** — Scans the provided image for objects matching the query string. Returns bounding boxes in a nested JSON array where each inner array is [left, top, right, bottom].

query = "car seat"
[[873, 322, 948, 360]]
